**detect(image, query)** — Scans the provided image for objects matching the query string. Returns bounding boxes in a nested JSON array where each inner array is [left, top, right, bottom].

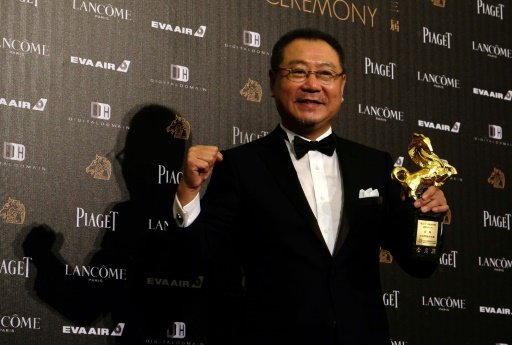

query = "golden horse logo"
[[0, 197, 26, 224], [166, 114, 191, 140], [240, 78, 263, 103], [85, 154, 112, 180], [391, 133, 457, 199]]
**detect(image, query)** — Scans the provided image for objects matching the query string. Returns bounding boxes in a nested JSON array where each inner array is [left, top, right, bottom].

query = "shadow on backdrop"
[[21, 104, 208, 344]]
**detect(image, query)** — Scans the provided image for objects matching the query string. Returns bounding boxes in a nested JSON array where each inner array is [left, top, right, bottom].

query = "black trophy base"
[[412, 210, 443, 261]]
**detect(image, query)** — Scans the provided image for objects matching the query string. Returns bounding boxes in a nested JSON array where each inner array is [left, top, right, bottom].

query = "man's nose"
[[301, 72, 322, 90]]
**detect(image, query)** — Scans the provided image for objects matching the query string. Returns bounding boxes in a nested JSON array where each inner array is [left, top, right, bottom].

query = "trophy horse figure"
[[391, 133, 458, 200]]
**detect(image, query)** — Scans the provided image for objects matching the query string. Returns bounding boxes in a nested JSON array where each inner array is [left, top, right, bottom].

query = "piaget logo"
[[232, 126, 269, 145], [364, 57, 397, 79], [382, 290, 400, 309], [422, 27, 452, 49], [265, 0, 378, 28], [85, 154, 112, 180], [240, 79, 263, 102], [476, 0, 505, 20], [0, 198, 26, 225]]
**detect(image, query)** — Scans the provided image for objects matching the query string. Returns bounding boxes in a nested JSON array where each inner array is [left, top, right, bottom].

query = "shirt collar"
[[279, 123, 333, 143]]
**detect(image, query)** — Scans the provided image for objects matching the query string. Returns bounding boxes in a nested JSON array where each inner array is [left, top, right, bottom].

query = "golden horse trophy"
[[391, 133, 457, 260]]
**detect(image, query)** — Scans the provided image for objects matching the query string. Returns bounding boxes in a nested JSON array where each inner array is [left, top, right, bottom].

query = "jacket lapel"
[[333, 137, 361, 256], [259, 127, 328, 251]]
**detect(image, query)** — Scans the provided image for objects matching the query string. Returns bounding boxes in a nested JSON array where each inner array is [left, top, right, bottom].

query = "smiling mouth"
[[297, 99, 323, 104]]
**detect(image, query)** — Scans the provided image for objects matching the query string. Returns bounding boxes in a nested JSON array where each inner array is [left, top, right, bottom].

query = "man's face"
[[270, 39, 346, 140]]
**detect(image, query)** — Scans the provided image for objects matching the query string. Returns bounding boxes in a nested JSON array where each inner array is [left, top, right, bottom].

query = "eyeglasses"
[[277, 67, 345, 85]]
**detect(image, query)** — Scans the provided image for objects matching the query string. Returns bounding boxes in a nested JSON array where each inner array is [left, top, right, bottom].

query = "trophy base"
[[412, 210, 443, 261]]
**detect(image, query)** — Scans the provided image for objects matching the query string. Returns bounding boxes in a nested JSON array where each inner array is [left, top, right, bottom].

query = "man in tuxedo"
[[173, 28, 449, 345]]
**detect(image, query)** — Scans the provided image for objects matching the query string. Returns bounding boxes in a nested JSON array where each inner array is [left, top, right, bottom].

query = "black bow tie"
[[293, 134, 336, 159]]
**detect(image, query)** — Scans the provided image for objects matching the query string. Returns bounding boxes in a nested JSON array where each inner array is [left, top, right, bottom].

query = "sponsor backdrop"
[[0, 0, 510, 344]]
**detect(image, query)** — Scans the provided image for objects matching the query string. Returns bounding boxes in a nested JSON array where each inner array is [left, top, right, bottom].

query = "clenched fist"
[[177, 145, 223, 205]]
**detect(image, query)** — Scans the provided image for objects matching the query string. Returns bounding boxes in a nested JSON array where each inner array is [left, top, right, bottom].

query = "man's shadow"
[[20, 104, 208, 344]]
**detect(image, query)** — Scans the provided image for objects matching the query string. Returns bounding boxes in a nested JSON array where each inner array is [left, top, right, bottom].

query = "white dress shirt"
[[173, 124, 343, 254]]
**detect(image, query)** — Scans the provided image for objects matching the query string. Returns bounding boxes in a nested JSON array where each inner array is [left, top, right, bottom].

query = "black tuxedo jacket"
[[194, 127, 437, 345]]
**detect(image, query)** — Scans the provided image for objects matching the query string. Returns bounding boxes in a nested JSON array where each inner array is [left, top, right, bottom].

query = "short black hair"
[[270, 28, 345, 72]]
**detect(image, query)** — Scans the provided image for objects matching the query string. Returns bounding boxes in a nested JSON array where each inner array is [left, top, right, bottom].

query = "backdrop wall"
[[1, 1, 511, 344]]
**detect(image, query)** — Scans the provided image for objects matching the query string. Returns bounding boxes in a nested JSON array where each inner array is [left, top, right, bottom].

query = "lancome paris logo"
[[478, 256, 512, 272], [1, 37, 49, 57], [70, 56, 131, 73], [0, 198, 26, 225], [0, 313, 41, 333], [421, 295, 467, 311], [417, 70, 460, 89], [476, 0, 505, 20], [418, 120, 460, 133], [63, 323, 125, 336], [0, 96, 47, 111], [488, 167, 505, 189], [240, 79, 263, 102], [472, 41, 512, 59], [224, 30, 270, 56], [72, 0, 132, 21], [151, 20, 206, 38], [357, 103, 404, 122], [65, 264, 126, 283], [265, 0, 378, 28], [85, 154, 112, 180], [149, 64, 207, 93]]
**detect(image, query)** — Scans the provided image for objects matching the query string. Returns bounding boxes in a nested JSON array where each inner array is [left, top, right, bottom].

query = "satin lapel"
[[333, 137, 361, 256], [259, 128, 328, 250]]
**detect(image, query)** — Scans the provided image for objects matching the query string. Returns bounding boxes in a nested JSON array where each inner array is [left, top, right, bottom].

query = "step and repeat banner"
[[1, 0, 511, 344]]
